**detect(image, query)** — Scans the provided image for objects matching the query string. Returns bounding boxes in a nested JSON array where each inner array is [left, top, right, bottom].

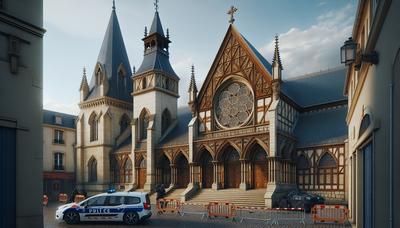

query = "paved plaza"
[[44, 203, 351, 228]]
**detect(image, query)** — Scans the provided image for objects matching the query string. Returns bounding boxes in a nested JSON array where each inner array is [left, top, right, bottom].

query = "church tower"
[[131, 2, 180, 191], [76, 1, 133, 194]]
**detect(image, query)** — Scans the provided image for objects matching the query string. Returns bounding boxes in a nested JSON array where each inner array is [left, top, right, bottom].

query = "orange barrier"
[[180, 202, 208, 219], [207, 201, 236, 219], [58, 193, 68, 204], [311, 204, 348, 224], [74, 194, 85, 203], [43, 195, 49, 206], [156, 198, 181, 214]]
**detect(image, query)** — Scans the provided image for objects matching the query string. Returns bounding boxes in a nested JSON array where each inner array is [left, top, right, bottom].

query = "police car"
[[55, 190, 152, 225]]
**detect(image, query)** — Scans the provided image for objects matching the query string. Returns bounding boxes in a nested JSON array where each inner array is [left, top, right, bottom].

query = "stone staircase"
[[187, 188, 266, 207], [164, 188, 186, 200]]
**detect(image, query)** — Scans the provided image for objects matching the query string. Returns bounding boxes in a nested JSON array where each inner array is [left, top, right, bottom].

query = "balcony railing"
[[53, 139, 65, 144]]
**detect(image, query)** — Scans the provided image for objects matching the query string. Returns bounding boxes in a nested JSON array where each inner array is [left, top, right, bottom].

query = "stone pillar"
[[144, 117, 155, 192], [212, 161, 222, 190], [265, 157, 282, 207], [240, 159, 249, 190], [170, 164, 178, 188]]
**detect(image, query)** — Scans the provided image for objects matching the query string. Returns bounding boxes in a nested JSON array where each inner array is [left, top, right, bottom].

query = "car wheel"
[[123, 211, 139, 225], [64, 211, 80, 224]]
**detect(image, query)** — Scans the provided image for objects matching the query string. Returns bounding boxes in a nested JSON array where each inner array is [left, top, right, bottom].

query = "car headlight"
[[305, 196, 311, 200]]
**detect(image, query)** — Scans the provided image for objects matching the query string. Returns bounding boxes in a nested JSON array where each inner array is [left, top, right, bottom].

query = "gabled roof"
[[135, 49, 178, 77], [149, 12, 164, 36], [87, 7, 132, 102], [293, 106, 348, 147], [158, 107, 192, 146], [281, 67, 347, 107], [240, 34, 272, 74], [43, 109, 76, 129]]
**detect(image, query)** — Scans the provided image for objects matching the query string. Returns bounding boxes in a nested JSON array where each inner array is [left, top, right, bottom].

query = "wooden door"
[[138, 168, 146, 189], [254, 162, 267, 188], [224, 149, 240, 188], [177, 156, 189, 188], [202, 155, 213, 188]]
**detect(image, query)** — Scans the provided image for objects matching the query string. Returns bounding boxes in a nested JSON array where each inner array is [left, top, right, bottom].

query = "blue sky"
[[43, 0, 357, 114]]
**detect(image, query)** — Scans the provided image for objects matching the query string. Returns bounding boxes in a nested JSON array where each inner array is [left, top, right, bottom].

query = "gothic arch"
[[243, 138, 269, 160], [172, 150, 189, 164], [88, 112, 98, 142], [194, 145, 214, 163], [87, 156, 97, 182], [316, 151, 338, 168], [138, 108, 150, 140], [216, 140, 241, 161], [122, 157, 132, 183], [161, 108, 171, 136], [95, 63, 104, 85]]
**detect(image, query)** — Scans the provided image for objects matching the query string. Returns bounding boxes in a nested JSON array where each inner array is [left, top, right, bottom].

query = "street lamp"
[[340, 37, 357, 65], [340, 37, 379, 68]]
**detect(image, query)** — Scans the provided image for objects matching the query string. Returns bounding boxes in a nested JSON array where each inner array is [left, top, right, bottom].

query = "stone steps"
[[187, 188, 266, 207]]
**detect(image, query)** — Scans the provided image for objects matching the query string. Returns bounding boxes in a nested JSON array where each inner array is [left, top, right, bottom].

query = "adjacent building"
[[0, 0, 45, 227], [343, 0, 400, 227], [43, 110, 77, 201], [76, 3, 348, 208]]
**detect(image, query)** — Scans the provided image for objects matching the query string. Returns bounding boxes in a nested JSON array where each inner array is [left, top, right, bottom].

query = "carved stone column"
[[170, 164, 177, 188], [212, 161, 222, 190], [240, 159, 250, 190]]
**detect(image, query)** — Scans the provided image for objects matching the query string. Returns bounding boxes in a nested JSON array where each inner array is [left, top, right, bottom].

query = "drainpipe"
[[389, 81, 393, 228]]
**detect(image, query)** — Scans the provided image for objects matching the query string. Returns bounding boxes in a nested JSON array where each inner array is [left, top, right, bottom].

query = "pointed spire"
[[188, 64, 198, 93], [149, 1, 165, 37], [133, 66, 136, 74], [272, 35, 283, 69], [144, 26, 148, 37], [80, 67, 89, 90], [166, 28, 169, 39], [112, 0, 115, 10]]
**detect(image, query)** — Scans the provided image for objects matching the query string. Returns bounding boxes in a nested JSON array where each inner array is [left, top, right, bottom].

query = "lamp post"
[[340, 37, 379, 68]]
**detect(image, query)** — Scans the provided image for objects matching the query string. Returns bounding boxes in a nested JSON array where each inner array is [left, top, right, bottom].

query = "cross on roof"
[[154, 0, 159, 12], [227, 5, 238, 24]]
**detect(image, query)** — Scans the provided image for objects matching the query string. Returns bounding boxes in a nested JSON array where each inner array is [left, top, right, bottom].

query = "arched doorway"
[[223, 147, 240, 188], [176, 154, 189, 188], [200, 151, 213, 188], [159, 155, 171, 187], [137, 158, 146, 189], [251, 145, 268, 189]]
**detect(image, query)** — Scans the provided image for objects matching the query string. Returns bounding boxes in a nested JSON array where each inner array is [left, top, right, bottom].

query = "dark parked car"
[[278, 191, 325, 213]]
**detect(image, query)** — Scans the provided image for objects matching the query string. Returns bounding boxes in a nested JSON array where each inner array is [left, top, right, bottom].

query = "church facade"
[[76, 3, 348, 207]]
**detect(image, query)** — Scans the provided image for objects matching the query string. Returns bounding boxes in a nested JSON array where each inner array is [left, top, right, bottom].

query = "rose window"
[[215, 82, 254, 128]]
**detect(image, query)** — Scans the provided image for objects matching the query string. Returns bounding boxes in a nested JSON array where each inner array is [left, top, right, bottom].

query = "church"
[[75, 2, 348, 207]]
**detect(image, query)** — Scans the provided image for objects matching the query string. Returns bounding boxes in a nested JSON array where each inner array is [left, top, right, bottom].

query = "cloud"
[[260, 3, 355, 78], [44, 98, 80, 115]]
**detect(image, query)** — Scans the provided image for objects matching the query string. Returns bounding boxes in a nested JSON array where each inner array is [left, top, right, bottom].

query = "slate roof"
[[281, 67, 347, 107], [43, 110, 76, 129], [240, 34, 273, 74], [87, 7, 132, 102], [134, 12, 178, 78], [293, 106, 348, 148], [158, 107, 192, 146]]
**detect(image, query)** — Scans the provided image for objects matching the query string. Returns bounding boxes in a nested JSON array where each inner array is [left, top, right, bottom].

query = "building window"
[[55, 116, 63, 125], [359, 114, 371, 138], [296, 155, 310, 190], [54, 152, 64, 170], [54, 130, 64, 144], [139, 109, 149, 140], [161, 109, 171, 135], [317, 153, 338, 190], [88, 157, 97, 182], [110, 156, 120, 183], [120, 114, 130, 134], [89, 113, 98, 142], [142, 77, 147, 89], [123, 158, 132, 183]]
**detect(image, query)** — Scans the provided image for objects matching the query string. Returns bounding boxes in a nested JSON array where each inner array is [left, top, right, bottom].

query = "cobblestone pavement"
[[44, 203, 351, 228]]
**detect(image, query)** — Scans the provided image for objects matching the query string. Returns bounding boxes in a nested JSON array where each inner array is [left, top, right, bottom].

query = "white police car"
[[55, 190, 152, 225]]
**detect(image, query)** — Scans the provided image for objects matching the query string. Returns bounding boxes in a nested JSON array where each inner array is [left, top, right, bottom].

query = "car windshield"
[[85, 196, 107, 206]]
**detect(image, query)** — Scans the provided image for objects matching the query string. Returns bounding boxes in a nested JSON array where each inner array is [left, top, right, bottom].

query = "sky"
[[43, 0, 357, 115]]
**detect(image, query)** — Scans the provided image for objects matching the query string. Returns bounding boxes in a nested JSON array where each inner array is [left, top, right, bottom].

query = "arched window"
[[89, 112, 98, 142], [123, 158, 132, 183], [161, 109, 171, 135], [317, 153, 338, 190], [142, 77, 147, 90], [296, 155, 310, 190], [96, 67, 102, 85], [359, 114, 371, 138], [88, 157, 97, 182], [120, 114, 130, 134], [139, 109, 149, 140]]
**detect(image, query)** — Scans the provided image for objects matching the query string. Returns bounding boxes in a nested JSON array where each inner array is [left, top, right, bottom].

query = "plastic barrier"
[[74, 194, 85, 203], [43, 195, 49, 206], [236, 206, 271, 223], [311, 204, 349, 224], [179, 202, 208, 219], [269, 207, 305, 225], [207, 201, 236, 220], [157, 198, 181, 215], [58, 193, 68, 204]]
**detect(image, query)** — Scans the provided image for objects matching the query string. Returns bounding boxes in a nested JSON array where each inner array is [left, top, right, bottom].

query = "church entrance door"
[[252, 146, 268, 189], [201, 152, 213, 188], [224, 148, 240, 188], [160, 155, 171, 187], [176, 155, 189, 188], [137, 158, 146, 189]]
